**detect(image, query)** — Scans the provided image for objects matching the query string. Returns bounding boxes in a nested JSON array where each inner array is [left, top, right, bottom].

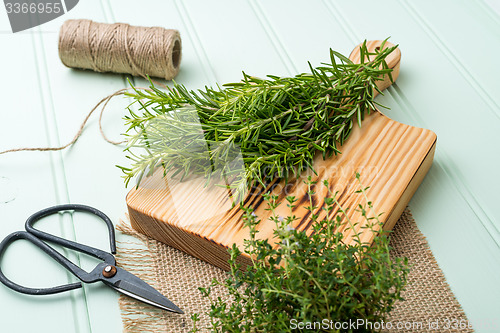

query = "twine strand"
[[1, 19, 182, 155], [0, 88, 149, 155]]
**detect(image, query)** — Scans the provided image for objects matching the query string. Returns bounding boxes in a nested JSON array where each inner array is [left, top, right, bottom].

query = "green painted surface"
[[0, 0, 499, 331]]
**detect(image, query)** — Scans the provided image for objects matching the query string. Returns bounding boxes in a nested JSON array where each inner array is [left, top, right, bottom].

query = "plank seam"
[[172, 0, 219, 84], [30, 27, 92, 333], [399, 0, 500, 121], [101, 0, 116, 22], [321, 0, 361, 44], [476, 0, 500, 27], [320, 0, 500, 250], [388, 86, 500, 249], [248, 0, 297, 75]]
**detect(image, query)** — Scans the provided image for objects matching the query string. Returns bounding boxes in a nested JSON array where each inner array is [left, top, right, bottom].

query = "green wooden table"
[[1, 1, 499, 332]]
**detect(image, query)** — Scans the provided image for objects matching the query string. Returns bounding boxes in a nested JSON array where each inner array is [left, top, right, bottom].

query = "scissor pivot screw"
[[102, 265, 117, 278]]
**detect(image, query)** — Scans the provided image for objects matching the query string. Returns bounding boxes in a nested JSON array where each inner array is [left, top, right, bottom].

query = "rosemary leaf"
[[122, 40, 397, 194]]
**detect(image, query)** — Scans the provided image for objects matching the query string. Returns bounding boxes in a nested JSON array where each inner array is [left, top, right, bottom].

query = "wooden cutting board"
[[126, 41, 437, 271]]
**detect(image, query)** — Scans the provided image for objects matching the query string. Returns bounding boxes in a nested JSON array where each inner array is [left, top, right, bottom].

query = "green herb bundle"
[[120, 41, 396, 192], [191, 176, 408, 333]]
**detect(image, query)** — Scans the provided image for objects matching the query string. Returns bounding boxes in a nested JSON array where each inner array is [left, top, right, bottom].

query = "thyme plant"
[[191, 175, 408, 333], [120, 41, 396, 192]]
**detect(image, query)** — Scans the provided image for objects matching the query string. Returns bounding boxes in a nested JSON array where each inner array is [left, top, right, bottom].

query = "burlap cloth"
[[115, 208, 473, 332]]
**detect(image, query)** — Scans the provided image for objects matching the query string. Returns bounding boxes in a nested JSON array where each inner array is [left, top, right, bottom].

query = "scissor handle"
[[0, 204, 117, 295], [0, 231, 83, 295], [25, 204, 116, 256]]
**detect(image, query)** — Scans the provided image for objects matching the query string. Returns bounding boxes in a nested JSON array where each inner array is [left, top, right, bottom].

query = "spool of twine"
[[59, 19, 182, 80]]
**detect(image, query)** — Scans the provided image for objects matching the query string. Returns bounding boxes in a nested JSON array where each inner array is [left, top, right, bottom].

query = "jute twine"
[[0, 20, 181, 156], [59, 19, 182, 80], [0, 88, 136, 155], [116, 208, 473, 333]]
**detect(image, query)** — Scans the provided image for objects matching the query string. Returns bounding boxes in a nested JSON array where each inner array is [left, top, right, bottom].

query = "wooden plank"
[[179, 0, 291, 82], [1, 1, 497, 331], [0, 16, 89, 333], [323, 1, 500, 330], [104, 0, 214, 90], [253, 0, 355, 73], [0, 1, 135, 332], [32, 1, 137, 332], [336, 0, 500, 226], [126, 41, 437, 271]]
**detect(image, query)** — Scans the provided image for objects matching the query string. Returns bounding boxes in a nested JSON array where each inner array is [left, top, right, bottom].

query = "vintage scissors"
[[0, 204, 183, 314]]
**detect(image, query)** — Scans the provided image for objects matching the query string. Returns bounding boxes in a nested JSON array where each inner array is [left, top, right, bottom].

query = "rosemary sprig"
[[120, 40, 397, 193]]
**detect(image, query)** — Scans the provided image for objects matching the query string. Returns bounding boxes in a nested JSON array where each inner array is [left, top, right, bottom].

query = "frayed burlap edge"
[[386, 209, 473, 332], [116, 208, 473, 333], [115, 220, 229, 332], [115, 223, 174, 332]]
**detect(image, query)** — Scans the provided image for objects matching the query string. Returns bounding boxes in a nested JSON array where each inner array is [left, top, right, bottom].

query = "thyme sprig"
[[191, 175, 408, 332], [120, 40, 397, 191]]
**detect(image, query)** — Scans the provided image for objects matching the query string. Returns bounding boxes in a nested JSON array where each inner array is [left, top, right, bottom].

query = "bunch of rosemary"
[[120, 41, 396, 193], [191, 175, 408, 333]]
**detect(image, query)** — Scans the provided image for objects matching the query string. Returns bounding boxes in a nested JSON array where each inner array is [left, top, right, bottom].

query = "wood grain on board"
[[126, 41, 437, 271]]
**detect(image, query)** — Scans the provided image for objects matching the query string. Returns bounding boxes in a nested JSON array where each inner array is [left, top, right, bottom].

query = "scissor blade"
[[104, 268, 183, 314]]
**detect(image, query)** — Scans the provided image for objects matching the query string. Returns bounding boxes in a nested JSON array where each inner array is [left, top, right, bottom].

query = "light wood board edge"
[[128, 205, 252, 271], [383, 138, 437, 231], [125, 40, 431, 270], [127, 133, 437, 271]]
